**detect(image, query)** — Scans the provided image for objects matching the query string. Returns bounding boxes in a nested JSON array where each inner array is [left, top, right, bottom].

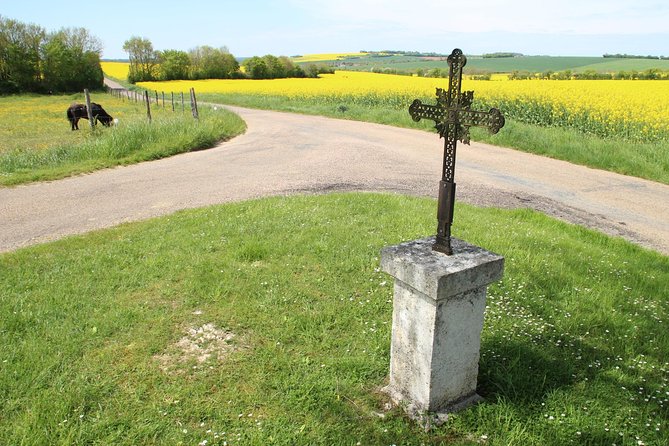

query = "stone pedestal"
[[380, 237, 504, 419]]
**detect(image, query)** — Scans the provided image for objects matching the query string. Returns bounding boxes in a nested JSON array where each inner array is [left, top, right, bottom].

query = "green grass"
[[0, 93, 246, 186], [202, 93, 669, 185], [1, 193, 667, 445], [469, 121, 669, 183]]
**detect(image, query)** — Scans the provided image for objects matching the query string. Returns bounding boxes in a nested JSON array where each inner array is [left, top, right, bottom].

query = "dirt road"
[[1, 105, 668, 255]]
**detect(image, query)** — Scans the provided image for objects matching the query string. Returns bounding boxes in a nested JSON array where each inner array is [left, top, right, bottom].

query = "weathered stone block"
[[380, 237, 504, 418]]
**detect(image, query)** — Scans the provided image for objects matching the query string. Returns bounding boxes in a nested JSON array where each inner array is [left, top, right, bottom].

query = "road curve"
[[1, 105, 668, 255]]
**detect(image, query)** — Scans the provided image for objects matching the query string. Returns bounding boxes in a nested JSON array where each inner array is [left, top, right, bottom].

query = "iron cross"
[[409, 48, 505, 255]]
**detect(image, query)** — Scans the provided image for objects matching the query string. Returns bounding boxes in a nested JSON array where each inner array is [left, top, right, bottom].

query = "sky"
[[2, 0, 668, 59]]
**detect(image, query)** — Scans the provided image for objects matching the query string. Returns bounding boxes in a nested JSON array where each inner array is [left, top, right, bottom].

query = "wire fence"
[[106, 86, 199, 122]]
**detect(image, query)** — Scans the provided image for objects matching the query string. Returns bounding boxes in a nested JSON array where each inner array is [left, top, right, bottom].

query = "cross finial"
[[409, 48, 505, 255]]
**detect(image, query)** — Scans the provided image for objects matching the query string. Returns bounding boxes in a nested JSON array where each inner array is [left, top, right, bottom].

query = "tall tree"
[[41, 27, 103, 92], [0, 17, 103, 93], [242, 56, 269, 79], [262, 55, 285, 79], [0, 16, 44, 93], [278, 56, 304, 78], [123, 36, 157, 83], [158, 49, 190, 80], [189, 46, 238, 79], [242, 55, 304, 79]]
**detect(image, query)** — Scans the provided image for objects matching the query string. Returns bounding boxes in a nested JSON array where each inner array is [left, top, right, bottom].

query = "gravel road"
[[1, 104, 668, 255]]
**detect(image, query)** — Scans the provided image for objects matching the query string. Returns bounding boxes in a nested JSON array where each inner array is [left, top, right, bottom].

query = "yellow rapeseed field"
[[470, 78, 669, 141], [291, 53, 368, 63], [133, 69, 667, 141], [101, 62, 130, 80]]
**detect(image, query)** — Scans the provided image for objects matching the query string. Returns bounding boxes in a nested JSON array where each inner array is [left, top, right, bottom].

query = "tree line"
[[360, 50, 450, 58], [482, 52, 523, 58], [0, 16, 104, 94], [508, 69, 669, 80], [603, 53, 668, 60], [123, 36, 332, 83]]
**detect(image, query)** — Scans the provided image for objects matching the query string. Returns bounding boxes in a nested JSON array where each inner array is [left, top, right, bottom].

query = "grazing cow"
[[67, 103, 114, 130]]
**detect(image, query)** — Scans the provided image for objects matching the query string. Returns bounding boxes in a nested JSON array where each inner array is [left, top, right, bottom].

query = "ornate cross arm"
[[409, 99, 443, 124], [459, 108, 505, 134], [409, 99, 451, 138], [455, 107, 505, 144], [409, 100, 505, 143]]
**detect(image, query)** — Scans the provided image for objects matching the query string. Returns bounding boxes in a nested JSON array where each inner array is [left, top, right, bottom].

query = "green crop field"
[[576, 58, 669, 72], [299, 53, 669, 74], [467, 56, 608, 72]]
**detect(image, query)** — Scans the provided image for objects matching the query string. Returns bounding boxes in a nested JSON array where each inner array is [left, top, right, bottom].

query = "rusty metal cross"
[[409, 48, 505, 255]]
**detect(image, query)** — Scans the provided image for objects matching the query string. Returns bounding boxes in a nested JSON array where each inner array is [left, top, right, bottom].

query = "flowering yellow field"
[[106, 61, 668, 140], [101, 62, 130, 80], [136, 71, 668, 141], [470, 78, 669, 141], [291, 53, 368, 63]]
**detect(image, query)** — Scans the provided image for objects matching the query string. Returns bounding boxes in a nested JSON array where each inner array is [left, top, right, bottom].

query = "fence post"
[[145, 91, 152, 123], [155, 90, 159, 106], [171, 92, 175, 112], [181, 92, 184, 112], [84, 88, 95, 129], [162, 91, 165, 108], [190, 88, 199, 120]]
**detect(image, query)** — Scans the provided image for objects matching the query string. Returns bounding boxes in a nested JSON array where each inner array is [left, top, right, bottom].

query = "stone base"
[[380, 237, 504, 417], [382, 385, 483, 426]]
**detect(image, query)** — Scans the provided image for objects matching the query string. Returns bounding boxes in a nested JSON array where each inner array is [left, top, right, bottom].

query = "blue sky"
[[2, 0, 667, 59]]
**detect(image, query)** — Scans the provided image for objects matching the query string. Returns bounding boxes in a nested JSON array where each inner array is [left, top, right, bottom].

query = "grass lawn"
[[1, 193, 667, 445], [0, 93, 245, 186]]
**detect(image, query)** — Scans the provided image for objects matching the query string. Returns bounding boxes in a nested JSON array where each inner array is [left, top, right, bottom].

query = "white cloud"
[[288, 0, 669, 35]]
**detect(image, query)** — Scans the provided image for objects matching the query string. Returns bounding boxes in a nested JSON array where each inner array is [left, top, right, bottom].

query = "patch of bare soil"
[[154, 323, 240, 374]]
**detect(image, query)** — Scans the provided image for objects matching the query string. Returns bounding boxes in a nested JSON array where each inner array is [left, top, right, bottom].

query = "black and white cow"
[[66, 103, 114, 130]]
